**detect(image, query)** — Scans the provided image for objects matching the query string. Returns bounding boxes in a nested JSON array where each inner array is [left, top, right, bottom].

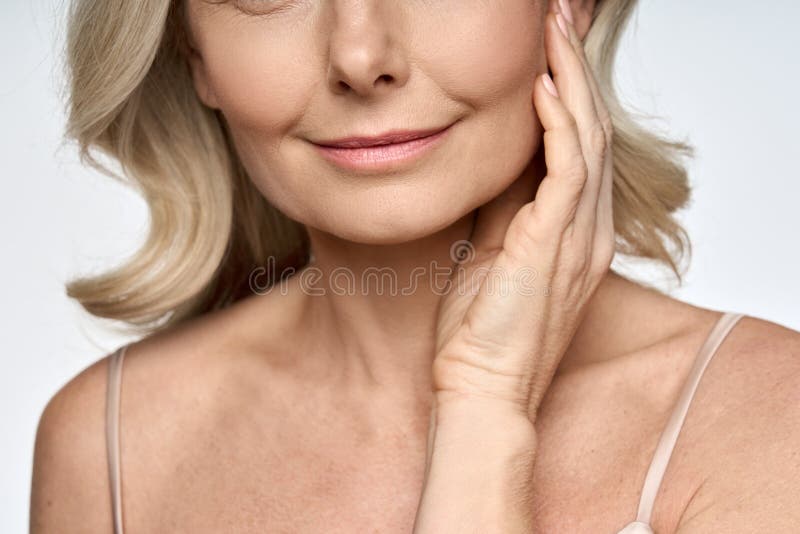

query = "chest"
[[127, 434, 427, 533], [120, 370, 700, 533], [125, 434, 691, 534]]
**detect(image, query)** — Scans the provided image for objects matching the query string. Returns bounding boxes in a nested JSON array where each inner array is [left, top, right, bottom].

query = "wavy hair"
[[62, 0, 692, 337]]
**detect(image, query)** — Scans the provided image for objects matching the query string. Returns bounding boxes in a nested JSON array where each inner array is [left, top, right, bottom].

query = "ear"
[[549, 0, 598, 41], [186, 47, 220, 110], [177, 2, 220, 109]]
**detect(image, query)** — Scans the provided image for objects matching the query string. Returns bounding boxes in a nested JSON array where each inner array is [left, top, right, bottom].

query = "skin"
[[30, 0, 800, 532]]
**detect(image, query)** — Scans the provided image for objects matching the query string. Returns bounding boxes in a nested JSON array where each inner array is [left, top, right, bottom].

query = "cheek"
[[411, 2, 545, 105], [199, 24, 315, 138], [196, 19, 320, 212], [194, 25, 318, 222], [408, 3, 546, 208]]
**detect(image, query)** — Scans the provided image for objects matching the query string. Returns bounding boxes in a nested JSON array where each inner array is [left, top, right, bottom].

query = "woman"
[[30, 0, 800, 532]]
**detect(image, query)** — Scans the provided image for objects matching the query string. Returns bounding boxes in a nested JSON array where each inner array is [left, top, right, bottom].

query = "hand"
[[414, 4, 616, 532], [431, 5, 615, 423]]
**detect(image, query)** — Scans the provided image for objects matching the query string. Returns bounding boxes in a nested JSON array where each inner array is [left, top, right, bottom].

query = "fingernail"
[[542, 73, 559, 98], [558, 0, 574, 25], [556, 13, 569, 40]]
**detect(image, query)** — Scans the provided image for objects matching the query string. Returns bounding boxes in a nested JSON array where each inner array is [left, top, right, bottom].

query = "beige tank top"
[[105, 311, 746, 533]]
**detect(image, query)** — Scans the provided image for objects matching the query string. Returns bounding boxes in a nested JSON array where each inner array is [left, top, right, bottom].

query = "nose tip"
[[325, 5, 409, 97], [333, 72, 397, 95], [328, 42, 407, 97]]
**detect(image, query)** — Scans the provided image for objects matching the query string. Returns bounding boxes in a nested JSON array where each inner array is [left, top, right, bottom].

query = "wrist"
[[418, 396, 538, 533], [434, 390, 537, 431], [431, 391, 538, 460]]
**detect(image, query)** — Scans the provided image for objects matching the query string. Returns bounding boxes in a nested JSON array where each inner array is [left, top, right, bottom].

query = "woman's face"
[[186, 0, 548, 244]]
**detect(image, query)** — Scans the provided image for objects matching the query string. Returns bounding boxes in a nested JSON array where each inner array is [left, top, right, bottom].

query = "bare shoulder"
[[677, 314, 800, 532], [29, 318, 227, 533], [30, 283, 308, 532], [30, 349, 119, 533]]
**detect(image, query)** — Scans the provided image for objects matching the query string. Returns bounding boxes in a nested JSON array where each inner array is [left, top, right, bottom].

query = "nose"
[[325, 1, 410, 98]]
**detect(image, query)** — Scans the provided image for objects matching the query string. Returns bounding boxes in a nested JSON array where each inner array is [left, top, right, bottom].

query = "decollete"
[[105, 311, 747, 533]]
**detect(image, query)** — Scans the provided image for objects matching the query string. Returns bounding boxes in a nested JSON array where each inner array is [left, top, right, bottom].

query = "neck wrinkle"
[[302, 211, 474, 401]]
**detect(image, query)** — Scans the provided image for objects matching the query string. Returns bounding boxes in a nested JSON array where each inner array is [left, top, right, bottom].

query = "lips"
[[310, 121, 456, 173], [312, 126, 451, 148]]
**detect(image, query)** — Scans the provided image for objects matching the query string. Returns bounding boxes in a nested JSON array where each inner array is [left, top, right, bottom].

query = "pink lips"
[[310, 123, 455, 172]]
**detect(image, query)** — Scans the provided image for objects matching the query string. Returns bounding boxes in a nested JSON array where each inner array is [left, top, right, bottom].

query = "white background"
[[2, 1, 798, 531]]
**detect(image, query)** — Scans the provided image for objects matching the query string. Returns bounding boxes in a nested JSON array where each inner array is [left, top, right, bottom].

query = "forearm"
[[413, 398, 539, 534]]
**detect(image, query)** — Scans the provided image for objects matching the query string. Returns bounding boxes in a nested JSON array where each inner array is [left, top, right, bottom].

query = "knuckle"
[[591, 235, 616, 276], [564, 157, 589, 184], [562, 112, 578, 131], [588, 122, 607, 154], [591, 247, 612, 278], [506, 208, 553, 251], [572, 238, 593, 269], [575, 44, 589, 63], [504, 219, 560, 265], [599, 113, 614, 142], [559, 251, 588, 285]]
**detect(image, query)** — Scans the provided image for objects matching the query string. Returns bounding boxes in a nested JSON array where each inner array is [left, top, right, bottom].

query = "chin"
[[305, 193, 477, 246]]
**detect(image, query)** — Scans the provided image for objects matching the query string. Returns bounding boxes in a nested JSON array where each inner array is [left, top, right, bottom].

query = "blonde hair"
[[63, 0, 692, 337]]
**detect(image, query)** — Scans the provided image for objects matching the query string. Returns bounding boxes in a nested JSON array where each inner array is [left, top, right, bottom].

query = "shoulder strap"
[[106, 345, 128, 534], [632, 311, 746, 525]]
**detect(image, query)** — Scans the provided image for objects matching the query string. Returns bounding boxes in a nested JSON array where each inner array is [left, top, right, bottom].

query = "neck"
[[296, 212, 653, 407], [302, 211, 474, 401]]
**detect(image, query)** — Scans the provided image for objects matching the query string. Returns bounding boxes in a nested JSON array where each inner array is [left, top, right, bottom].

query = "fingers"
[[547, 12, 600, 149], [442, 72, 585, 392], [431, 5, 618, 411], [466, 3, 616, 277], [557, 16, 616, 259], [563, 16, 613, 145], [545, 9, 607, 244], [553, 8, 616, 267], [527, 71, 587, 239]]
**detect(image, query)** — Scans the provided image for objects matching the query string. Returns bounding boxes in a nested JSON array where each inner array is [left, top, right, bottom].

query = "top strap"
[[633, 311, 746, 525], [105, 344, 128, 534]]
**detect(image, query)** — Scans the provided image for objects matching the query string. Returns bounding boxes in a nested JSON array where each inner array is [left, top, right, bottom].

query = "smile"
[[310, 122, 456, 173]]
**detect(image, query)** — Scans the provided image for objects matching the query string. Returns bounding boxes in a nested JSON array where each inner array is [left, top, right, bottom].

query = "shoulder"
[[695, 313, 799, 420], [676, 314, 800, 531], [30, 350, 118, 533], [30, 291, 306, 531], [28, 335, 211, 533]]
